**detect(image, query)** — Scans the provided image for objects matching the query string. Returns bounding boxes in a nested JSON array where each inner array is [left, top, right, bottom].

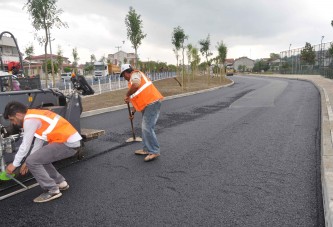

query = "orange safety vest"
[[24, 109, 79, 143], [128, 70, 163, 111]]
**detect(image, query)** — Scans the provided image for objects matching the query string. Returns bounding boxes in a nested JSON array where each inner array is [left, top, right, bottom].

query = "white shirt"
[[13, 118, 81, 167], [130, 72, 141, 85]]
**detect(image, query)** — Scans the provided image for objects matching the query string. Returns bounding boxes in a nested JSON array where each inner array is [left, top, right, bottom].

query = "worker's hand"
[[6, 163, 16, 175], [20, 163, 29, 175], [124, 96, 130, 103], [131, 108, 136, 116]]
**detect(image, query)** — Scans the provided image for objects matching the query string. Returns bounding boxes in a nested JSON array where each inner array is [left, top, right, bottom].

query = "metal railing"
[[56, 71, 176, 95], [279, 41, 333, 78]]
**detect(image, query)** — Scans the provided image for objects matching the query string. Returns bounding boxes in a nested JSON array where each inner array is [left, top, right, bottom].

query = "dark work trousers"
[[26, 143, 77, 193]]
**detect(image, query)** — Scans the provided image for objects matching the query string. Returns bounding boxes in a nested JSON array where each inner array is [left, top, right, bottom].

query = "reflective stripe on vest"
[[25, 113, 61, 140], [129, 72, 151, 99], [24, 109, 78, 143], [128, 71, 163, 111]]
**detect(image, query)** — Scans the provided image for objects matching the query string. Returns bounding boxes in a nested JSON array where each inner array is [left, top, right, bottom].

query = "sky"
[[1, 0, 333, 65]]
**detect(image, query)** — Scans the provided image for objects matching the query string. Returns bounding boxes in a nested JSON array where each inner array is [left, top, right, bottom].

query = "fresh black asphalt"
[[0, 76, 324, 226]]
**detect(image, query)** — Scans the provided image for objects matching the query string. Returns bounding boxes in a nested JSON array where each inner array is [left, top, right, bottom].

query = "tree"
[[238, 65, 246, 72], [253, 59, 270, 72], [125, 7, 146, 67], [99, 56, 105, 63], [24, 0, 68, 87], [186, 44, 193, 81], [300, 42, 316, 65], [90, 54, 96, 63], [24, 44, 34, 75], [84, 63, 94, 75], [63, 67, 71, 73], [56, 45, 63, 78], [171, 28, 183, 70], [327, 43, 333, 68], [270, 53, 280, 61], [199, 34, 213, 84], [72, 47, 80, 73], [173, 48, 179, 70], [216, 41, 227, 82], [191, 47, 200, 79], [42, 59, 58, 74], [171, 26, 187, 89]]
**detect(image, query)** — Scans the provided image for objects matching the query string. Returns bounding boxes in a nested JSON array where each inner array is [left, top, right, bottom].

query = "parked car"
[[61, 72, 72, 81]]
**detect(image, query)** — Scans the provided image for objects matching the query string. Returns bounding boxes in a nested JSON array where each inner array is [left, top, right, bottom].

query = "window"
[[12, 47, 18, 55]]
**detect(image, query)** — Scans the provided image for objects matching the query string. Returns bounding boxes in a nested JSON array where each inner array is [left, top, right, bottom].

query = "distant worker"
[[4, 101, 82, 203], [12, 75, 20, 91], [120, 64, 163, 162]]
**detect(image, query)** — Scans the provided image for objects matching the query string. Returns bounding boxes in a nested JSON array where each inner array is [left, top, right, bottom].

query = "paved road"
[[0, 76, 324, 226]]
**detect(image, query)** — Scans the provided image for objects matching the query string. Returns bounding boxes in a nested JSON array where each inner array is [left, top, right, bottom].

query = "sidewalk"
[[256, 74, 333, 227]]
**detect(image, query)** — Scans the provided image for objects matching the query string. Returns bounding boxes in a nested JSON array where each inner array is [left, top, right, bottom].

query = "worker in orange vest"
[[4, 101, 82, 203], [121, 64, 163, 162]]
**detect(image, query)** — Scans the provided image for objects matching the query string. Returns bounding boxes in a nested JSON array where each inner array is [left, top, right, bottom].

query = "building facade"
[[0, 35, 20, 70], [24, 54, 75, 78], [107, 50, 136, 66], [234, 57, 255, 72]]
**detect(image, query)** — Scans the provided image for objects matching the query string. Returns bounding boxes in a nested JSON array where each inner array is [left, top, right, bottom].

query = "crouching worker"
[[120, 64, 163, 162], [4, 101, 82, 203]]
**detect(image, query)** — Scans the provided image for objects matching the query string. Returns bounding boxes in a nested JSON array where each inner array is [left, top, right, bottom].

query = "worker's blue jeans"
[[141, 101, 161, 154]]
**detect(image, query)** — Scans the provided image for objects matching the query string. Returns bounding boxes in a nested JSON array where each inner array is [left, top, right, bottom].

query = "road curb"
[[81, 79, 235, 118]]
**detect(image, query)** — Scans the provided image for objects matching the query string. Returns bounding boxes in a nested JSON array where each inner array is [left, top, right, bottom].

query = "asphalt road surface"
[[1, 75, 324, 226]]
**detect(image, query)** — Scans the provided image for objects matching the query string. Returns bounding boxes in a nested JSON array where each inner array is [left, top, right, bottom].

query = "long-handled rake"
[[126, 103, 142, 142]]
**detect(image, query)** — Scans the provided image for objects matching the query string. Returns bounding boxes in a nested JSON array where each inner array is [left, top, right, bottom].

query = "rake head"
[[126, 136, 143, 143], [0, 171, 14, 181]]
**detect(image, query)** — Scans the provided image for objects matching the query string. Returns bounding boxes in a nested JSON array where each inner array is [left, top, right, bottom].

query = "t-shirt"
[[130, 72, 141, 85]]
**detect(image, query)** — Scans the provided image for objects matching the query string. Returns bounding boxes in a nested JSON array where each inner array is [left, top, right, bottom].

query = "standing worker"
[[4, 101, 82, 203], [120, 64, 163, 162]]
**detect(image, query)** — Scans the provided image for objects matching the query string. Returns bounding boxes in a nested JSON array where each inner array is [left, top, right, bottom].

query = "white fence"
[[55, 71, 176, 95]]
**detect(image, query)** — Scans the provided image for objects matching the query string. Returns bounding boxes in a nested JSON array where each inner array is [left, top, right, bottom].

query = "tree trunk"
[[182, 48, 185, 91]]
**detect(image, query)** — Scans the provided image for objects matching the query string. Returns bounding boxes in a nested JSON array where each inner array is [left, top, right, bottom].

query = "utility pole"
[[115, 46, 122, 52]]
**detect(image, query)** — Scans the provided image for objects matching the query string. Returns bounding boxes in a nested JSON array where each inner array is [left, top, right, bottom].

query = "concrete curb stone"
[[81, 80, 235, 118]]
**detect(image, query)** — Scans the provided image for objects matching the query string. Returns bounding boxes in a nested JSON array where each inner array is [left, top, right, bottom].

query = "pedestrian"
[[120, 64, 163, 162], [4, 101, 82, 203]]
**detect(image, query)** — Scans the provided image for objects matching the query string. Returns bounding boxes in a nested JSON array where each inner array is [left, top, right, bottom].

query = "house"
[[107, 50, 136, 66], [24, 54, 83, 78], [0, 35, 20, 70], [224, 58, 235, 66], [234, 57, 255, 72], [269, 59, 281, 71]]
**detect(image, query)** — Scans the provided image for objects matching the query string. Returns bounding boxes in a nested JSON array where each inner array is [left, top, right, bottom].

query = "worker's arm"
[[126, 83, 140, 97], [19, 137, 44, 175], [124, 73, 141, 103], [6, 119, 41, 174]]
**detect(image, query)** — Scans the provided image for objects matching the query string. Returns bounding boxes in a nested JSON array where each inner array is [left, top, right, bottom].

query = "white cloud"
[[1, 0, 333, 65]]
